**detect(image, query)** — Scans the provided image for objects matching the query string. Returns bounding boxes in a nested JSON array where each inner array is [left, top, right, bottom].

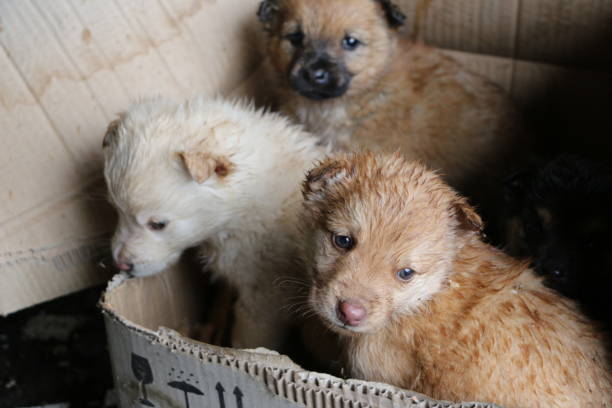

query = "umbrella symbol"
[[168, 381, 204, 408]]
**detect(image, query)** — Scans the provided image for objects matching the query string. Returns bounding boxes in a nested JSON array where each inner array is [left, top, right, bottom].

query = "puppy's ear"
[[303, 157, 353, 203], [179, 151, 232, 184], [257, 0, 279, 29], [452, 197, 484, 234], [375, 0, 406, 28], [102, 118, 122, 148], [302, 158, 354, 205]]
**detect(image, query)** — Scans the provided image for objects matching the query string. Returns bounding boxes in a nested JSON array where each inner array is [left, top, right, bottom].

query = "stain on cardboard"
[[81, 28, 92, 45], [0, 238, 110, 273]]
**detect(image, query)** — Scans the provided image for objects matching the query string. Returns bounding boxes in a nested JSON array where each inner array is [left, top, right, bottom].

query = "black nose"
[[304, 66, 330, 86]]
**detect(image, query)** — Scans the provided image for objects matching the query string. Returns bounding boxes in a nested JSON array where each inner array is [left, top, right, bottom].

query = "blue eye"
[[397, 268, 415, 281], [333, 234, 355, 250], [342, 36, 360, 51]]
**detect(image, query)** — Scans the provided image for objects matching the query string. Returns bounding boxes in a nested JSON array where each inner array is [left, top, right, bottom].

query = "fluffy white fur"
[[103, 96, 328, 349]]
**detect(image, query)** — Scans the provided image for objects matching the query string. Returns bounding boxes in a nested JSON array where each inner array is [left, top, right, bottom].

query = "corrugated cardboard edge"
[[100, 273, 503, 408]]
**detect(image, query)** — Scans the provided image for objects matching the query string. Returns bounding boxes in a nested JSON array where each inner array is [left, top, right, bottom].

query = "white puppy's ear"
[[303, 157, 353, 203], [179, 151, 232, 184]]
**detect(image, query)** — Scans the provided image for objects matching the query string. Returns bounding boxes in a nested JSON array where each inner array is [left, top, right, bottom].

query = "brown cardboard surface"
[[102, 269, 503, 408], [0, 0, 262, 315], [2, 0, 612, 316], [399, 0, 612, 69]]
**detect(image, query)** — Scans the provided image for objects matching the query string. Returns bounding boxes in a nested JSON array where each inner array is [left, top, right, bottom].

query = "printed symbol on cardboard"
[[234, 386, 244, 408], [215, 382, 226, 408], [168, 380, 204, 408], [131, 353, 155, 407]]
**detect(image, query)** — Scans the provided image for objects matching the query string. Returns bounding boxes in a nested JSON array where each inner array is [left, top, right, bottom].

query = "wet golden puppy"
[[258, 0, 522, 197], [300, 151, 611, 408]]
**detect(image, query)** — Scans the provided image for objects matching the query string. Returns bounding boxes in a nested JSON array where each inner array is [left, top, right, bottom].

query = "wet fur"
[[300, 151, 611, 407]]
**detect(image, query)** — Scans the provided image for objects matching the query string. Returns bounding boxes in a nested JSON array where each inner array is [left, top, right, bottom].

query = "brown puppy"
[[258, 0, 522, 198], [300, 151, 611, 408]]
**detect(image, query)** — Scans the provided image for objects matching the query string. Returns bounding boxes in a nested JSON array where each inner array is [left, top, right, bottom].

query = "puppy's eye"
[[285, 31, 304, 47], [147, 220, 168, 231], [397, 268, 415, 281], [550, 269, 564, 278], [332, 233, 355, 250], [342, 36, 360, 51]]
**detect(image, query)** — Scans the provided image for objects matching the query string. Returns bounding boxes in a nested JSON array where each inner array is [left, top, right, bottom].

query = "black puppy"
[[503, 155, 612, 326]]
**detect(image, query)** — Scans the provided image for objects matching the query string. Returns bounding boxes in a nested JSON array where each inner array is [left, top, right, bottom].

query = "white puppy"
[[103, 97, 327, 349]]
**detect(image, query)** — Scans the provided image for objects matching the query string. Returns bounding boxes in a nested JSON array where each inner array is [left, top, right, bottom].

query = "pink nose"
[[336, 299, 367, 326], [116, 261, 133, 272], [115, 253, 133, 272]]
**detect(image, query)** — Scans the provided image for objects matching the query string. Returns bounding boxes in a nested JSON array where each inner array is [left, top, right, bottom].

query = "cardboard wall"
[[2, 0, 612, 314], [399, 0, 612, 69], [0, 0, 262, 315]]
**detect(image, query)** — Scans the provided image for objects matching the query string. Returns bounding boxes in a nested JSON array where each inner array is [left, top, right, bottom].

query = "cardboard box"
[[101, 266, 503, 408], [3, 0, 612, 316], [2, 0, 612, 406]]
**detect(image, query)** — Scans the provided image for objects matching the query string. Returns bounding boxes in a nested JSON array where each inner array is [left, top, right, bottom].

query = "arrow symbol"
[[233, 386, 244, 408], [215, 382, 225, 408]]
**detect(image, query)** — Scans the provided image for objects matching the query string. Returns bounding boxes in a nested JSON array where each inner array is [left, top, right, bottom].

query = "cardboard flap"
[[399, 0, 612, 70]]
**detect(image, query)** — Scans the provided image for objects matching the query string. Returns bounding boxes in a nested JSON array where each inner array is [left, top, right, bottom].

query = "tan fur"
[[261, 0, 523, 197], [300, 151, 611, 408], [179, 151, 231, 183]]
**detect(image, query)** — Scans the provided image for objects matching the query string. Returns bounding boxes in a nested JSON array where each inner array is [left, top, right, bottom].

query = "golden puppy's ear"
[[257, 0, 279, 30], [375, 0, 406, 28], [452, 197, 484, 234], [179, 151, 232, 184], [303, 157, 353, 203], [102, 118, 122, 148]]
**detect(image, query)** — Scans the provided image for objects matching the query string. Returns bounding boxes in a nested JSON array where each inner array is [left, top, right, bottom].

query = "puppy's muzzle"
[[291, 53, 351, 100]]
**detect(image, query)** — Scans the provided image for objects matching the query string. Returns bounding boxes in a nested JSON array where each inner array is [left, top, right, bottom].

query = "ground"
[[0, 286, 115, 408]]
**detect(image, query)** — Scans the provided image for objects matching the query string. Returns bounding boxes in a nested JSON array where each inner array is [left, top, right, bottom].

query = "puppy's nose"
[[116, 261, 134, 272], [115, 252, 134, 272], [336, 299, 367, 326], [303, 66, 331, 86], [310, 68, 330, 85]]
